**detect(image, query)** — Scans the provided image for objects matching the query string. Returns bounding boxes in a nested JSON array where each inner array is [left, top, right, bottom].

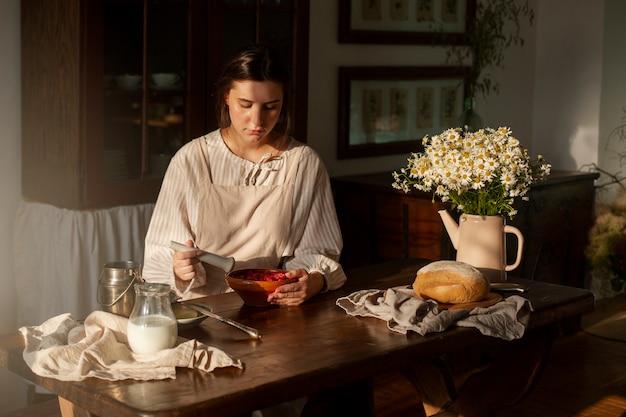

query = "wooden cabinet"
[[332, 172, 450, 269], [505, 170, 599, 288], [21, 0, 308, 209], [332, 170, 598, 288]]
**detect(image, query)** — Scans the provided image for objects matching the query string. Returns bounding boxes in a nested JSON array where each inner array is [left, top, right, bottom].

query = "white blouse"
[[143, 129, 347, 296]]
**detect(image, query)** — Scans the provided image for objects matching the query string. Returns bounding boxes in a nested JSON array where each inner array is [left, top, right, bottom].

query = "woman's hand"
[[267, 269, 326, 306], [173, 240, 203, 282]]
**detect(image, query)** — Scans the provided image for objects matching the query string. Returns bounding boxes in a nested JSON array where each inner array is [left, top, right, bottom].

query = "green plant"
[[586, 189, 626, 293], [583, 109, 626, 294], [446, 0, 534, 99]]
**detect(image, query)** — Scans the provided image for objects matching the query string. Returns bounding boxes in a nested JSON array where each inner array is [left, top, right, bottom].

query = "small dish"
[[171, 303, 208, 330], [114, 74, 142, 89]]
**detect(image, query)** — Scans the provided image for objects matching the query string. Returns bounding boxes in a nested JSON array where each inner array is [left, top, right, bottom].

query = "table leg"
[[58, 397, 98, 417], [403, 325, 556, 417], [401, 358, 457, 416]]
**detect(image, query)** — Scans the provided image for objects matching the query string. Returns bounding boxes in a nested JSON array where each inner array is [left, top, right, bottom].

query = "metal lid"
[[100, 261, 142, 285]]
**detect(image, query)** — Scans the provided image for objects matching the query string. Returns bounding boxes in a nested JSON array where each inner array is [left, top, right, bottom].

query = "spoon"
[[177, 300, 262, 339], [490, 282, 529, 293], [170, 241, 235, 273]]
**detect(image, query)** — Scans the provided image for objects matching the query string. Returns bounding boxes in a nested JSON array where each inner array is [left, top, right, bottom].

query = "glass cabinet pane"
[[102, 0, 188, 182], [103, 1, 143, 181], [259, 5, 293, 63], [147, 1, 187, 177], [221, 0, 294, 62], [222, 8, 256, 63]]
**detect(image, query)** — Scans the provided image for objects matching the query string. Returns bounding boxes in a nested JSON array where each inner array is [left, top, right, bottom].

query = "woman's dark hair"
[[215, 44, 292, 138]]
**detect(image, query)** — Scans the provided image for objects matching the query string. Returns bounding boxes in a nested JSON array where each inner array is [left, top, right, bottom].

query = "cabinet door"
[[205, 0, 309, 141], [375, 196, 446, 262], [82, 0, 207, 208], [403, 197, 448, 261], [332, 175, 447, 269], [509, 177, 597, 287], [22, 0, 83, 208]]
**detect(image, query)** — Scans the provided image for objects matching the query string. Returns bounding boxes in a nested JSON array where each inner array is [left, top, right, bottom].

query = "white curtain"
[[14, 200, 155, 326]]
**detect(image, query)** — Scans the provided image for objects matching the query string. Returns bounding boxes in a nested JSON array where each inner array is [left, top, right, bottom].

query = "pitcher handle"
[[504, 225, 524, 271]]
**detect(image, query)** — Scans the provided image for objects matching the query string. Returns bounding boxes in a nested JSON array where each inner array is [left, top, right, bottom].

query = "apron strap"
[[197, 136, 213, 184]]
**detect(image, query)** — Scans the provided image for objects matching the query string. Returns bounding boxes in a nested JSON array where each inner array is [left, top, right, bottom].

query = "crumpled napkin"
[[19, 310, 243, 381], [336, 288, 532, 341]]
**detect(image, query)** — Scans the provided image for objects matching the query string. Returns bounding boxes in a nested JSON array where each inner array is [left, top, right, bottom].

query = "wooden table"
[[0, 259, 594, 417]]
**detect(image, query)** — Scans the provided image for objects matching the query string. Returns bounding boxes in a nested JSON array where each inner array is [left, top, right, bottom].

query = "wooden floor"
[[374, 295, 626, 417]]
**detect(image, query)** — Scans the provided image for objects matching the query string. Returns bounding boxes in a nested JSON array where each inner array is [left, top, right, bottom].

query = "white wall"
[[531, 0, 604, 171], [598, 0, 626, 203], [477, 0, 537, 149], [0, 0, 20, 335], [0, 0, 29, 412]]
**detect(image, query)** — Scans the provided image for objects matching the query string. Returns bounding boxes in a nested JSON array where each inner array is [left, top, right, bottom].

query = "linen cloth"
[[336, 288, 532, 341], [14, 200, 155, 327], [19, 310, 243, 382]]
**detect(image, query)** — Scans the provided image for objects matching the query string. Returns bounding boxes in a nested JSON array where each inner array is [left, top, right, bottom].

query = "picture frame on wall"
[[337, 66, 471, 159], [338, 0, 476, 44]]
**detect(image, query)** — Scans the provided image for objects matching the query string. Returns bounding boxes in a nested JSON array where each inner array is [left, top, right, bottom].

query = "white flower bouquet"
[[392, 127, 551, 219]]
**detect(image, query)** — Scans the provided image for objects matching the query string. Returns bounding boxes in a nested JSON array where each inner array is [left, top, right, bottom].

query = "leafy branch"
[[581, 108, 626, 191], [580, 163, 626, 191], [445, 0, 534, 99], [606, 107, 626, 166], [584, 109, 626, 294]]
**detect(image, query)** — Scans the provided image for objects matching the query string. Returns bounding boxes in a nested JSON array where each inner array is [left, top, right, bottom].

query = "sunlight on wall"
[[569, 125, 599, 170]]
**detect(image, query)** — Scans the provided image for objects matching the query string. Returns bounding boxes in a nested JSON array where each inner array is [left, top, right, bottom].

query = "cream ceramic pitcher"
[[438, 210, 524, 282]]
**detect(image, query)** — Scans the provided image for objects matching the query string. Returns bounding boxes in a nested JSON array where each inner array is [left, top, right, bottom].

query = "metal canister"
[[97, 261, 143, 317]]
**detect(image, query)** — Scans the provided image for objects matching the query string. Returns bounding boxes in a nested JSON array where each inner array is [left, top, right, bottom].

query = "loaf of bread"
[[413, 260, 489, 304]]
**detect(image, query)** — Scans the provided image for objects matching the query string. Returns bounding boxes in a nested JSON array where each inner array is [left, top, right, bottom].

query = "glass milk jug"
[[127, 283, 177, 354]]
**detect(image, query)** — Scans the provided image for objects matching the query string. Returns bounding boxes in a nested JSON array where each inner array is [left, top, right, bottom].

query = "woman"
[[142, 44, 346, 306]]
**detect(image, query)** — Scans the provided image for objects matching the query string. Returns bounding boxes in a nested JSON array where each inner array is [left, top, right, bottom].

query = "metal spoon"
[[178, 300, 262, 339], [490, 282, 529, 293], [170, 241, 235, 273]]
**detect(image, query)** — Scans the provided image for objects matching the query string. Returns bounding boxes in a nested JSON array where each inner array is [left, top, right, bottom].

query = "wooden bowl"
[[225, 268, 297, 307]]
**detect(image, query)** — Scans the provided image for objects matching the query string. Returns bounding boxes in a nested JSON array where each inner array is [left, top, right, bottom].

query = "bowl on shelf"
[[225, 268, 297, 307], [115, 74, 142, 89], [151, 72, 181, 87]]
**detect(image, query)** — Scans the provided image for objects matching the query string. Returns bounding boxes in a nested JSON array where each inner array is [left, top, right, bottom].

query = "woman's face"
[[225, 80, 283, 144]]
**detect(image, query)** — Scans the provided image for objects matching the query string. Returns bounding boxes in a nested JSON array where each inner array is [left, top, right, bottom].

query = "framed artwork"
[[337, 66, 471, 159], [338, 0, 476, 44]]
